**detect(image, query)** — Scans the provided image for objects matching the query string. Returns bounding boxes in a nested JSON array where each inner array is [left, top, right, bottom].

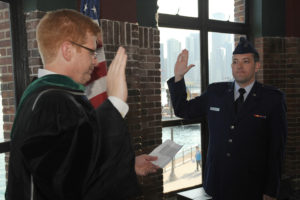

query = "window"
[[161, 27, 200, 121], [158, 0, 249, 195], [160, 27, 201, 192], [158, 0, 198, 17], [162, 124, 201, 193], [208, 32, 246, 83], [209, 0, 245, 23]]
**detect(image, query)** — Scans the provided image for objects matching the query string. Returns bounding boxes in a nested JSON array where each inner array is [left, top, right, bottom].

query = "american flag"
[[80, 0, 108, 108]]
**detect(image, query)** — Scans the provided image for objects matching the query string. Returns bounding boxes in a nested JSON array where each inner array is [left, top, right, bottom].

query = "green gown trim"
[[11, 74, 85, 138]]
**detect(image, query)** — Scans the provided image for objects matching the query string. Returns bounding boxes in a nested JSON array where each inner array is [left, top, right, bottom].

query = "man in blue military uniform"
[[167, 37, 287, 200]]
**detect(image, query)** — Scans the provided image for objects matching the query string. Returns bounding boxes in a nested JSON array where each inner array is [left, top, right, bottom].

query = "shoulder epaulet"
[[261, 84, 284, 96]]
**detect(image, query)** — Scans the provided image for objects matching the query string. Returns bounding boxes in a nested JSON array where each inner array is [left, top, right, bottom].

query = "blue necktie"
[[235, 88, 246, 114]]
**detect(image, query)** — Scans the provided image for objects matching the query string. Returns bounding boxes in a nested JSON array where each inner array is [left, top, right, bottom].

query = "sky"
[[158, 0, 235, 56], [157, 0, 235, 19]]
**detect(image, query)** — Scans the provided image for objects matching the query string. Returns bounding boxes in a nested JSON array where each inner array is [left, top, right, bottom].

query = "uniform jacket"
[[168, 77, 287, 200], [6, 74, 139, 200]]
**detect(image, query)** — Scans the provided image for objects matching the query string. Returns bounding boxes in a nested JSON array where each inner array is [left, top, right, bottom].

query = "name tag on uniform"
[[210, 107, 220, 112]]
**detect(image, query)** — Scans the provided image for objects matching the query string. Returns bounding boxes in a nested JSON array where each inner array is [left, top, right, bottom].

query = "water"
[[162, 124, 201, 159], [0, 153, 5, 199]]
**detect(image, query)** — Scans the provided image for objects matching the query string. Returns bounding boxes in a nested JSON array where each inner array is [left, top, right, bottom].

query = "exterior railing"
[[164, 145, 200, 172]]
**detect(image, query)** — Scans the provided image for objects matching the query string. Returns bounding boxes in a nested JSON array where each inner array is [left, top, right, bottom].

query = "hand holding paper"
[[149, 139, 183, 168], [135, 154, 159, 176]]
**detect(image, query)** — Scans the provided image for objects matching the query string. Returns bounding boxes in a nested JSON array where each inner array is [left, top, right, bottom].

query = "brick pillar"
[[100, 19, 163, 200], [255, 37, 300, 194], [234, 0, 245, 23], [0, 2, 15, 179]]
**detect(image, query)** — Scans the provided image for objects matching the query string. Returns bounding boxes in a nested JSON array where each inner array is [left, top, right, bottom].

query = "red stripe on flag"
[[86, 61, 107, 84], [89, 92, 108, 108], [81, 0, 108, 109]]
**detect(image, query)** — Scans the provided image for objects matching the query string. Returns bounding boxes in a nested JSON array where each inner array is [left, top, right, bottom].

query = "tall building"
[[185, 33, 201, 85], [160, 43, 167, 83], [209, 12, 233, 83], [166, 38, 181, 80]]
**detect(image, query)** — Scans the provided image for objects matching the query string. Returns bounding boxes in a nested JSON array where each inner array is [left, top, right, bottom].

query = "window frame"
[[2, 0, 30, 107], [158, 0, 250, 194], [0, 0, 29, 153]]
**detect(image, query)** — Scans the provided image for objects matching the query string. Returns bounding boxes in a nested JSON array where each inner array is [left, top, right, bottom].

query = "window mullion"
[[162, 119, 202, 128], [9, 0, 30, 107], [199, 0, 209, 90], [158, 14, 201, 30], [207, 19, 249, 34]]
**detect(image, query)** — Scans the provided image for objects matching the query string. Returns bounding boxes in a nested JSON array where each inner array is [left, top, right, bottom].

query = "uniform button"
[[230, 125, 235, 130], [226, 153, 231, 157], [228, 139, 233, 143]]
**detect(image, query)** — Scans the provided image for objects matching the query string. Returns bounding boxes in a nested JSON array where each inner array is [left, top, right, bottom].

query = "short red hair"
[[36, 9, 101, 64]]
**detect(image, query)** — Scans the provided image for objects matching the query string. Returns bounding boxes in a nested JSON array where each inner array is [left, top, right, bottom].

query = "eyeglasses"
[[70, 41, 98, 59]]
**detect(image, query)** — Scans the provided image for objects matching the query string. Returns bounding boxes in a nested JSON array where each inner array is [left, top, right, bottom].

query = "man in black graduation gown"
[[167, 37, 287, 200], [6, 9, 158, 200]]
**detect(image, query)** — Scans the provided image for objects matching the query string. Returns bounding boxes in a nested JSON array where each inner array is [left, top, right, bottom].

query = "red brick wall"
[[100, 19, 163, 199], [234, 0, 245, 23], [255, 37, 300, 192], [0, 2, 15, 178]]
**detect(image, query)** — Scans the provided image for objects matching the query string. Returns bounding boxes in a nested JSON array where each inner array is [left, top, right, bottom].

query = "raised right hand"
[[106, 47, 128, 102], [174, 49, 195, 82]]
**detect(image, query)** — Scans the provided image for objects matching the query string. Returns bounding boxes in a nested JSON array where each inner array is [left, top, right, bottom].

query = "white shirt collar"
[[38, 68, 56, 78], [234, 81, 255, 101]]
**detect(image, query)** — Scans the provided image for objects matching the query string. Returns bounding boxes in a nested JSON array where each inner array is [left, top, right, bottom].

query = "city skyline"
[[160, 31, 234, 88]]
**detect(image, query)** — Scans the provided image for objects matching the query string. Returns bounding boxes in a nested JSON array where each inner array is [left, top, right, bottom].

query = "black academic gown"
[[6, 74, 139, 200], [168, 77, 287, 200]]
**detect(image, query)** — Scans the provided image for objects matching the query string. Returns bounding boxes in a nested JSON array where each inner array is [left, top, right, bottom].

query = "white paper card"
[[149, 139, 183, 168]]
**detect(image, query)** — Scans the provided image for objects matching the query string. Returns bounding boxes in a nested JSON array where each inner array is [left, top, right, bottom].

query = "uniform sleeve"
[[167, 77, 208, 119], [264, 92, 287, 197], [20, 91, 96, 200]]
